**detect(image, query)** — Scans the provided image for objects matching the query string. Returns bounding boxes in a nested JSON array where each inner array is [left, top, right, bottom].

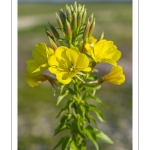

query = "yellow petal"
[[56, 72, 72, 84], [25, 74, 48, 87], [26, 60, 48, 75], [76, 53, 90, 69], [94, 40, 121, 65], [32, 43, 54, 63], [103, 66, 125, 85]]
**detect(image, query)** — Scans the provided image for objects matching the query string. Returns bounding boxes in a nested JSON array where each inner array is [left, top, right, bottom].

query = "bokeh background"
[[18, 0, 132, 150]]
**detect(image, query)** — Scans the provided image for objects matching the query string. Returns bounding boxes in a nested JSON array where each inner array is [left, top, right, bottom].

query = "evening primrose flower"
[[85, 39, 121, 66], [48, 46, 91, 84], [26, 42, 54, 75], [99, 65, 125, 85]]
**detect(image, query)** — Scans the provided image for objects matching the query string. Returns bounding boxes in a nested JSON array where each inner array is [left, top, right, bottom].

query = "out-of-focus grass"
[[18, 2, 132, 150]]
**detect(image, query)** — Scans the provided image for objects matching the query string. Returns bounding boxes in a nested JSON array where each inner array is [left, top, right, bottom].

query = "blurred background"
[[18, 0, 132, 150]]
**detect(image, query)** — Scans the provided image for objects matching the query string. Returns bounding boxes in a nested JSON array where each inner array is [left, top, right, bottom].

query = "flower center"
[[69, 65, 75, 72]]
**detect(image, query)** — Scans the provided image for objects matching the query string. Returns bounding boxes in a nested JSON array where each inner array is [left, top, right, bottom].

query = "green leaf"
[[62, 136, 72, 150], [52, 136, 68, 150], [85, 125, 99, 150], [70, 140, 79, 150], [83, 84, 101, 91], [72, 118, 85, 138], [57, 90, 69, 105], [94, 129, 114, 144], [89, 104, 105, 122], [56, 99, 74, 118], [88, 93, 107, 108], [79, 105, 85, 117], [79, 140, 86, 150], [55, 113, 71, 135]]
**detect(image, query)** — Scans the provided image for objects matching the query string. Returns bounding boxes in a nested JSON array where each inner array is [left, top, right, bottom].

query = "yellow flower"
[[25, 74, 57, 88], [99, 65, 125, 85], [85, 38, 121, 66], [26, 43, 54, 75], [48, 46, 91, 84]]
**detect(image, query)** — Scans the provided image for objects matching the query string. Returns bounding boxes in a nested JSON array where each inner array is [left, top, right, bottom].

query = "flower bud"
[[83, 18, 91, 42], [89, 18, 95, 37], [77, 11, 82, 28], [74, 1, 77, 12], [73, 12, 77, 30], [45, 27, 55, 41], [89, 13, 94, 25], [66, 19, 72, 40], [59, 9, 66, 26], [48, 36, 57, 51], [81, 9, 87, 25], [66, 4, 72, 23], [56, 12, 63, 30], [97, 31, 105, 42]]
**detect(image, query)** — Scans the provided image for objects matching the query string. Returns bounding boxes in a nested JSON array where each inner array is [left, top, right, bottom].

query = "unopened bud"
[[78, 4, 82, 13], [59, 9, 66, 26], [77, 11, 82, 28], [89, 13, 94, 25], [89, 19, 95, 37], [45, 27, 55, 41], [81, 5, 85, 14], [73, 12, 77, 30], [70, 5, 74, 12], [48, 36, 57, 51], [97, 31, 105, 42], [66, 19, 72, 39], [74, 1, 77, 12], [83, 18, 91, 42], [66, 5, 72, 23], [81, 9, 86, 25], [56, 12, 63, 30]]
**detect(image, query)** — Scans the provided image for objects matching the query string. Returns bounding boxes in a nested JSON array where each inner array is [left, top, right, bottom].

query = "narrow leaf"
[[85, 125, 99, 150], [89, 104, 105, 122], [94, 128, 114, 144], [57, 90, 69, 105]]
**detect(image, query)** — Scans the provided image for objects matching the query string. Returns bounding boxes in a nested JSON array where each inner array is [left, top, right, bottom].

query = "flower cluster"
[[25, 2, 125, 150], [25, 2, 125, 87]]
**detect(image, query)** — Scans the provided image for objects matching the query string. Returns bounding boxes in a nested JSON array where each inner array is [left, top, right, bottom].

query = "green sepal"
[[89, 104, 105, 122], [94, 128, 114, 144], [85, 125, 99, 150], [57, 90, 69, 105]]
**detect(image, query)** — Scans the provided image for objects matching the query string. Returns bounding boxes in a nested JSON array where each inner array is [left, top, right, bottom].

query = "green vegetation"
[[18, 2, 132, 150]]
